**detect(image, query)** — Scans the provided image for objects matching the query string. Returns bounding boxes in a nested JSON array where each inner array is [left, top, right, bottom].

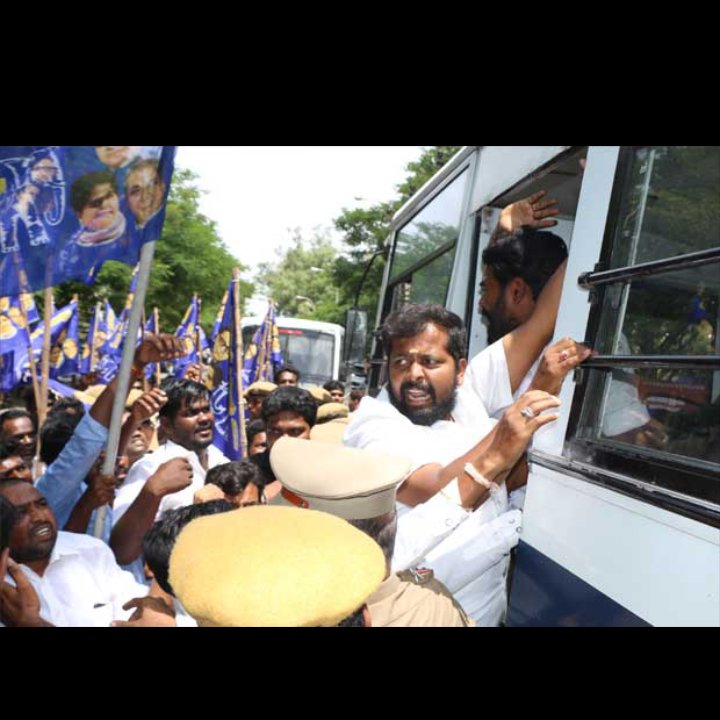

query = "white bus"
[[367, 146, 720, 627], [242, 316, 344, 388]]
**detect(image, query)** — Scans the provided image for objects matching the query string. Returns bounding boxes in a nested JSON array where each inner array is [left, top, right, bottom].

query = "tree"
[[52, 168, 253, 334], [332, 146, 461, 331], [256, 230, 342, 323]]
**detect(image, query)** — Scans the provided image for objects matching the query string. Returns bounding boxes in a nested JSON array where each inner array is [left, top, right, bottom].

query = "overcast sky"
[[175, 146, 423, 279]]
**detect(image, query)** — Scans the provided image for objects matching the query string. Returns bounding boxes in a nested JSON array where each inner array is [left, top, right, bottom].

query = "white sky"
[[175, 146, 423, 277]]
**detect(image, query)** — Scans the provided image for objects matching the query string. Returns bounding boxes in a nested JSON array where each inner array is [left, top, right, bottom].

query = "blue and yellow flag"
[[0, 293, 39, 329], [143, 308, 161, 381], [242, 300, 283, 386], [0, 146, 176, 296], [211, 280, 242, 460], [210, 291, 228, 344], [79, 302, 102, 375], [173, 295, 203, 379], [50, 298, 81, 379], [0, 304, 32, 392]]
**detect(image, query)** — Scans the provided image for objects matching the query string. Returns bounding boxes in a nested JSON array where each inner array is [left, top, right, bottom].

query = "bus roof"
[[241, 316, 344, 334]]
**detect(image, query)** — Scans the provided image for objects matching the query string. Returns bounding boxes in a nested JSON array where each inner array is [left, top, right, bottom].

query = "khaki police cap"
[[309, 417, 349, 445], [307, 385, 332, 405], [316, 402, 348, 423], [244, 381, 277, 399], [169, 505, 385, 627], [270, 436, 411, 520]]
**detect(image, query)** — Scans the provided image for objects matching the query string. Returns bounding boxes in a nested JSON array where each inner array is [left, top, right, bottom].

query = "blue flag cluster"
[[173, 296, 209, 379], [242, 301, 283, 386], [210, 281, 243, 461], [0, 146, 176, 296]]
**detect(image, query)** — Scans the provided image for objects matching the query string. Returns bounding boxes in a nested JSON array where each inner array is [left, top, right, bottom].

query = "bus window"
[[387, 167, 469, 307], [567, 146, 720, 510]]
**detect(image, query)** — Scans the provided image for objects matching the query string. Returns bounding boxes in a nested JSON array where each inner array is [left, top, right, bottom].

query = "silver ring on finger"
[[520, 406, 535, 419]]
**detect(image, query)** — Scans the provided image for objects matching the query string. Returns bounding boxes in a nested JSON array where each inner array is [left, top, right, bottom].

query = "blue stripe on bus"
[[507, 541, 650, 627]]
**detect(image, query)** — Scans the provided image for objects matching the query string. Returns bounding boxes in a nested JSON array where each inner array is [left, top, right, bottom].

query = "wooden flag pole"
[[232, 268, 248, 457], [195, 294, 203, 375], [38, 287, 53, 428], [141, 307, 149, 392], [90, 301, 102, 372], [153, 306, 161, 386]]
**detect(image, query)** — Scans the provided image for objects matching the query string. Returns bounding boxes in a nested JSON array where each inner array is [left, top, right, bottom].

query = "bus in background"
[[364, 145, 719, 626], [241, 316, 344, 388]]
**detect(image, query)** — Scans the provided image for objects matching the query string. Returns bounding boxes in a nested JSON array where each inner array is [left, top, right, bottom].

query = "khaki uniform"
[[368, 569, 474, 627]]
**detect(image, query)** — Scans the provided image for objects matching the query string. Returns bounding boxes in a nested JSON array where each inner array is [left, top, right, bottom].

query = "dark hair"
[[205, 460, 265, 496], [159, 380, 210, 421], [0, 439, 17, 461], [349, 389, 365, 402], [348, 509, 397, 569], [48, 397, 86, 420], [262, 386, 317, 427], [337, 605, 367, 627], [124, 158, 160, 187], [142, 499, 235, 596], [39, 414, 82, 465], [482, 228, 567, 300], [274, 365, 300, 383], [0, 408, 35, 435], [323, 380, 344, 393], [70, 171, 118, 214], [380, 304, 467, 364], [246, 419, 266, 446], [0, 495, 19, 551]]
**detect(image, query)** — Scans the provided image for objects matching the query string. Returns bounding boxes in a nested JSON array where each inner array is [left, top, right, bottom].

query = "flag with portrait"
[[242, 300, 283, 386], [0, 146, 176, 296]]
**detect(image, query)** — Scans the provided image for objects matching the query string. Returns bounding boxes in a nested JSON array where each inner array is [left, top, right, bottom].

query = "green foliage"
[[256, 230, 342, 324], [52, 168, 253, 335]]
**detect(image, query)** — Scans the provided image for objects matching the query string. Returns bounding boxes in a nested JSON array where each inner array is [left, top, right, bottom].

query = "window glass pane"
[[608, 146, 720, 267], [576, 367, 720, 472], [407, 248, 456, 306], [390, 168, 467, 281], [594, 261, 719, 356]]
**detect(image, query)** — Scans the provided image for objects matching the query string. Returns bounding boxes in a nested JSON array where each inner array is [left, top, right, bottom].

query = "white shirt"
[[113, 439, 229, 582], [344, 343, 520, 626], [1, 532, 148, 627], [113, 439, 229, 526]]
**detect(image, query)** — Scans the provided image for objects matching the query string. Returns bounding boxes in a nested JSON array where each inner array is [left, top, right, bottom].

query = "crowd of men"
[[0, 191, 591, 627]]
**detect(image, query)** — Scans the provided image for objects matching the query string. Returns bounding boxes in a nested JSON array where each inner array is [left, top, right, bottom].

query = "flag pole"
[[92, 240, 157, 538], [153, 306, 161, 386], [232, 267, 248, 457], [195, 293, 203, 375], [90, 301, 102, 372], [38, 287, 53, 428], [141, 307, 149, 392]]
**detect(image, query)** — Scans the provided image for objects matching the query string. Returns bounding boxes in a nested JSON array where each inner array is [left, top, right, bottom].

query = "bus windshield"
[[242, 326, 336, 386]]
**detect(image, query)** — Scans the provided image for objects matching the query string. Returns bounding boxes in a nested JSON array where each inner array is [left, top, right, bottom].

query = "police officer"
[[270, 436, 474, 627]]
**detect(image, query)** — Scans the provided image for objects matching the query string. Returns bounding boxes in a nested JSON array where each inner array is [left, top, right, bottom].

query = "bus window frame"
[[561, 145, 720, 527]]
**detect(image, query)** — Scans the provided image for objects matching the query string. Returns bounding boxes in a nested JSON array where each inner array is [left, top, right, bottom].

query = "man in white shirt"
[[110, 379, 229, 579], [0, 480, 147, 627]]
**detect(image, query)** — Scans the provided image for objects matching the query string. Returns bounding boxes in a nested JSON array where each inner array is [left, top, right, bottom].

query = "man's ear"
[[508, 277, 529, 306], [456, 358, 468, 386]]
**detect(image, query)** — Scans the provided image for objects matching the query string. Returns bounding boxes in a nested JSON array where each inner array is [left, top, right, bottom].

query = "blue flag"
[[79, 303, 101, 375], [144, 309, 161, 381], [50, 298, 81, 378], [210, 291, 228, 344], [173, 296, 202, 379], [0, 146, 176, 296], [0, 305, 32, 392], [211, 280, 243, 460], [242, 300, 283, 386]]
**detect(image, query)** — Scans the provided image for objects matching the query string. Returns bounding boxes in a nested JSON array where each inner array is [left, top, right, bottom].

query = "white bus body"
[[369, 145, 720, 627], [242, 316, 344, 388]]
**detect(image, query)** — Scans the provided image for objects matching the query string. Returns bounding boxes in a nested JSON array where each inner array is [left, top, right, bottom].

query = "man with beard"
[[110, 380, 229, 581], [0, 480, 148, 627], [0, 409, 37, 477]]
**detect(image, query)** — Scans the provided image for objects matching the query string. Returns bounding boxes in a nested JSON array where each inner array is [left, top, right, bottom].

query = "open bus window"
[[569, 146, 720, 505]]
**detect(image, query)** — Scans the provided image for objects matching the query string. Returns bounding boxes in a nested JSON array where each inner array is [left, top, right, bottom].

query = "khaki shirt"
[[368, 570, 474, 627]]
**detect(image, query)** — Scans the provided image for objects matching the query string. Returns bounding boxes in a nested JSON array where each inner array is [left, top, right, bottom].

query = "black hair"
[[349, 389, 365, 402], [0, 439, 17, 462], [274, 365, 300, 383], [142, 499, 235, 596], [349, 509, 397, 569], [380, 304, 467, 364], [159, 380, 210, 421], [337, 605, 367, 627], [39, 414, 82, 466], [70, 171, 118, 214], [246, 419, 266, 446], [482, 228, 567, 300], [0, 408, 35, 435], [47, 397, 86, 420], [0, 495, 19, 551], [205, 460, 266, 496], [261, 386, 317, 427], [323, 380, 344, 393]]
